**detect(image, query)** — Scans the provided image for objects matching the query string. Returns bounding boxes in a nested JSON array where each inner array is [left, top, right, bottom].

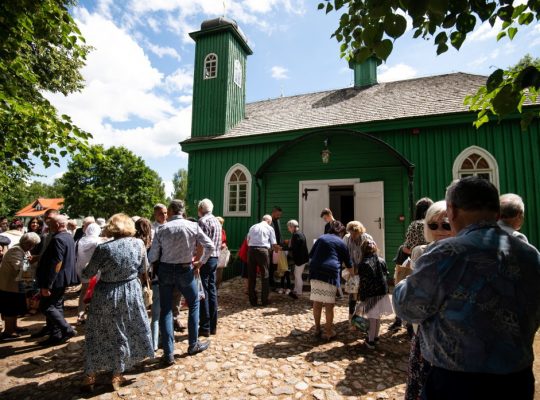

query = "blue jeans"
[[158, 263, 199, 357], [151, 281, 160, 351], [199, 257, 218, 333]]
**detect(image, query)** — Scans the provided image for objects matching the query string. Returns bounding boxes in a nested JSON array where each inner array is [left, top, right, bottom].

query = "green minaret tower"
[[189, 17, 253, 137]]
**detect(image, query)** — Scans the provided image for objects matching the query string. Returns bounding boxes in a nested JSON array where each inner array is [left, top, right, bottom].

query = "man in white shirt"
[[498, 193, 529, 243], [247, 215, 279, 306]]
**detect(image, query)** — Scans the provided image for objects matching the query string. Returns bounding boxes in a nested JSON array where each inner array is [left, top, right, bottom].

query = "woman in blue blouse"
[[309, 220, 352, 340]]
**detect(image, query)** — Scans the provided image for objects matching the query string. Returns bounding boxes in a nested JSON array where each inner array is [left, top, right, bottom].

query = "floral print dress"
[[82, 237, 154, 374]]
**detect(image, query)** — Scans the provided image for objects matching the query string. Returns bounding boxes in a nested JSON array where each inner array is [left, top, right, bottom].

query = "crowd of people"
[[0, 176, 538, 399]]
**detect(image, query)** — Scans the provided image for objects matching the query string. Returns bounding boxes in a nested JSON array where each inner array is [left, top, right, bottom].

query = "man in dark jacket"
[[36, 214, 79, 346]]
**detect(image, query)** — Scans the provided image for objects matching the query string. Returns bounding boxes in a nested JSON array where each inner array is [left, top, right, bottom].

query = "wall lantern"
[[321, 138, 331, 164]]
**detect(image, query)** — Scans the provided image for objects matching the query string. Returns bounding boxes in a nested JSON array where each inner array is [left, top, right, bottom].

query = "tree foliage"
[[0, 0, 92, 191], [59, 146, 166, 218], [320, 0, 540, 127], [172, 168, 189, 200]]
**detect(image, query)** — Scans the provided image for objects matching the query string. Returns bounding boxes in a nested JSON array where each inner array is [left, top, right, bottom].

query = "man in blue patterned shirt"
[[394, 177, 540, 400]]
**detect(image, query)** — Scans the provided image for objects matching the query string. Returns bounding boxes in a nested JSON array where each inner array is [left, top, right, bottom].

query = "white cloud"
[[378, 63, 417, 82], [468, 19, 503, 42], [164, 68, 194, 93], [146, 42, 182, 60], [271, 65, 289, 80], [46, 10, 190, 160], [178, 95, 193, 103], [468, 56, 488, 68]]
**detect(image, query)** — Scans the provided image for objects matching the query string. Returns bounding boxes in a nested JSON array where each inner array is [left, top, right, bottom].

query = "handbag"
[[276, 250, 289, 277], [142, 274, 153, 308], [238, 239, 249, 263], [218, 247, 231, 268], [83, 275, 98, 304], [351, 315, 370, 332], [343, 275, 360, 294], [394, 258, 413, 285]]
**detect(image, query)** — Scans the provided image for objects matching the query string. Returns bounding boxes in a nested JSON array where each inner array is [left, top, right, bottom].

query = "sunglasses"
[[428, 222, 451, 231]]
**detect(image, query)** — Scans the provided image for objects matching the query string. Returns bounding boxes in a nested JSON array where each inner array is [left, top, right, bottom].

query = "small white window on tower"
[[233, 59, 242, 87], [204, 53, 218, 79], [224, 163, 251, 216], [452, 146, 499, 189]]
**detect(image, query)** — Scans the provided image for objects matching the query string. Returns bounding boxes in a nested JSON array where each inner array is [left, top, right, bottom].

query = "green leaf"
[[436, 42, 449, 55], [384, 14, 407, 39], [326, 2, 334, 14], [518, 12, 534, 25], [353, 47, 373, 64], [496, 31, 506, 41], [497, 5, 514, 22], [508, 27, 518, 40], [450, 31, 465, 50], [486, 69, 504, 93], [362, 23, 384, 47], [492, 84, 521, 115], [373, 39, 393, 61], [318, 3, 325, 10], [456, 13, 476, 33]]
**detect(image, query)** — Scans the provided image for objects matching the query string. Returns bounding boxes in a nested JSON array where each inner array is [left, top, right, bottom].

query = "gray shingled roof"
[[190, 72, 487, 141]]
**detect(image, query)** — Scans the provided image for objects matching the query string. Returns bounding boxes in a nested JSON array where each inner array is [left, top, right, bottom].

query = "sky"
[[40, 0, 540, 197]]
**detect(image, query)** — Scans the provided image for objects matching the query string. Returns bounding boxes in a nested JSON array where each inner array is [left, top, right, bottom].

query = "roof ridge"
[[246, 72, 487, 106]]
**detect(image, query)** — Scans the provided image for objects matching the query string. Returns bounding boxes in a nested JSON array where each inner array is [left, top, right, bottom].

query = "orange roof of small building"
[[15, 198, 64, 217]]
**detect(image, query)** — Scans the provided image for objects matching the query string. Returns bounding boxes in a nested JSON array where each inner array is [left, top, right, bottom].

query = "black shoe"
[[198, 330, 210, 337], [31, 327, 50, 339], [188, 341, 209, 356], [62, 329, 77, 341], [161, 355, 175, 366], [288, 292, 298, 300], [39, 336, 65, 347], [210, 330, 216, 336]]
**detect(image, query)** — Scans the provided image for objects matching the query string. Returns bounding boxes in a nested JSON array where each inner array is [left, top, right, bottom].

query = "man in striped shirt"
[[197, 199, 222, 336]]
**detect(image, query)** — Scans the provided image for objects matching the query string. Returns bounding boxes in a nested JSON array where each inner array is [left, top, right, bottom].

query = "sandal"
[[111, 374, 125, 391], [81, 374, 96, 392]]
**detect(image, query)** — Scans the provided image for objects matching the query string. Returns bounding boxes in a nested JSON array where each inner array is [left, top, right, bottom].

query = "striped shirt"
[[198, 213, 222, 258]]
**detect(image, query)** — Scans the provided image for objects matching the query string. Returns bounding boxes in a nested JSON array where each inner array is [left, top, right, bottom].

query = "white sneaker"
[[277, 288, 284, 294], [285, 289, 291, 295]]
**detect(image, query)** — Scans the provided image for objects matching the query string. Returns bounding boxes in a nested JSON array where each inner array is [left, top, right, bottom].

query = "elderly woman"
[[309, 220, 352, 340], [0, 232, 41, 339], [404, 200, 452, 400], [75, 223, 103, 324], [283, 219, 308, 298], [81, 214, 153, 392], [343, 221, 373, 322]]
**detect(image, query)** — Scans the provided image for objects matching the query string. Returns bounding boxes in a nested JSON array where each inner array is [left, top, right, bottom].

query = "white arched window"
[[224, 164, 251, 216], [452, 146, 499, 189], [204, 53, 218, 79]]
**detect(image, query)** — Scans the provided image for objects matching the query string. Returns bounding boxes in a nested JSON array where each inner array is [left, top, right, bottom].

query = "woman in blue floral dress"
[[82, 213, 154, 391]]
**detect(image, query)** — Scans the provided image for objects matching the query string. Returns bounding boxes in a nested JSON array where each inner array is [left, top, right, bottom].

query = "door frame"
[[298, 178, 360, 234]]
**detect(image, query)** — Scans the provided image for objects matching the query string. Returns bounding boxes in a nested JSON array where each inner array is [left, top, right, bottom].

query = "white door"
[[354, 181, 385, 258], [299, 182, 329, 250]]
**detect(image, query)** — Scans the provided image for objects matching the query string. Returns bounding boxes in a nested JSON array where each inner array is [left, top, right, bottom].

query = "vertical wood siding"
[[191, 32, 247, 137]]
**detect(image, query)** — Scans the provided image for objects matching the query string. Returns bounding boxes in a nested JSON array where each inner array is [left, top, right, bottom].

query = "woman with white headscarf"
[[75, 223, 103, 324]]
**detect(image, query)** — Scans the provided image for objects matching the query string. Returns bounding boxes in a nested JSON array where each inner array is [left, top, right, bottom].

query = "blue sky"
[[41, 0, 540, 197]]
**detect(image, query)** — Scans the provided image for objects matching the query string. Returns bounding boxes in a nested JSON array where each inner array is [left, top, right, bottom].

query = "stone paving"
[[0, 277, 538, 400]]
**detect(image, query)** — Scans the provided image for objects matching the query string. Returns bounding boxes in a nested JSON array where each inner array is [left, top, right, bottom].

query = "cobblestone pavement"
[[0, 277, 538, 400]]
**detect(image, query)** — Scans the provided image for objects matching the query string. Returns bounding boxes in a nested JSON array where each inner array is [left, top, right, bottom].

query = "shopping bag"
[[83, 276, 98, 304], [351, 315, 370, 332], [238, 239, 249, 263], [343, 275, 360, 294], [276, 251, 289, 277], [218, 247, 231, 268], [197, 278, 205, 300]]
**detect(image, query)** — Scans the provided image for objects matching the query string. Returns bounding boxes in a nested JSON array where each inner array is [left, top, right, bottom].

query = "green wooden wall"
[[185, 117, 540, 259], [378, 118, 540, 248]]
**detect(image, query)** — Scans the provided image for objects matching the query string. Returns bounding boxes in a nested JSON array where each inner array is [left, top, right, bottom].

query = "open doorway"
[[329, 186, 354, 226]]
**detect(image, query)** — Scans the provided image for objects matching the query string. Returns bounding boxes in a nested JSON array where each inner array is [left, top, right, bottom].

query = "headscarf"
[[76, 223, 102, 281]]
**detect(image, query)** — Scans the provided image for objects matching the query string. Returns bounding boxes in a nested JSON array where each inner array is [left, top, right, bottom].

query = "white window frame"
[[233, 59, 242, 87], [452, 145, 499, 189], [204, 53, 218, 79], [223, 163, 252, 217]]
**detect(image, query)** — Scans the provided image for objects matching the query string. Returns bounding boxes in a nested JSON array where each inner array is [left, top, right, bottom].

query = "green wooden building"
[[181, 17, 540, 261]]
